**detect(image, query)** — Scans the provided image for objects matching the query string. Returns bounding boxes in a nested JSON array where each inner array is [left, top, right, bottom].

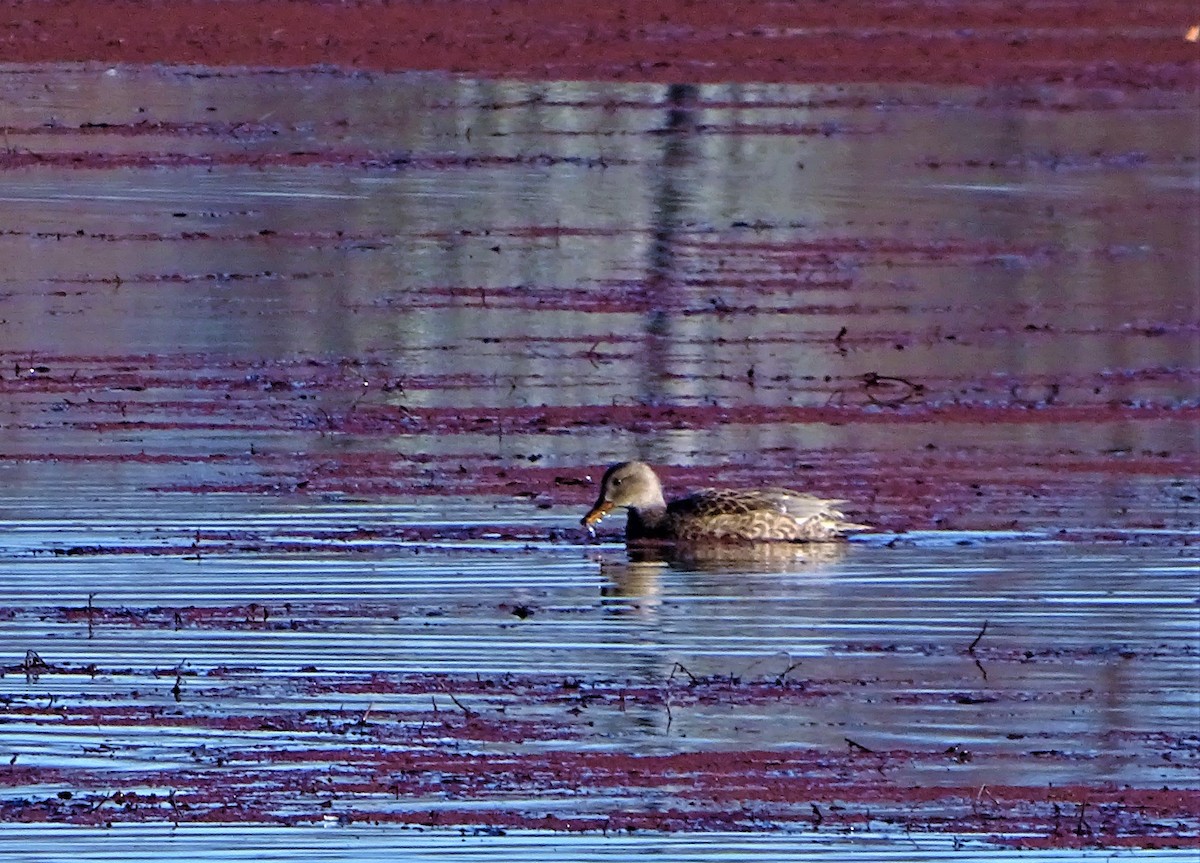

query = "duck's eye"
[[611, 477, 622, 486]]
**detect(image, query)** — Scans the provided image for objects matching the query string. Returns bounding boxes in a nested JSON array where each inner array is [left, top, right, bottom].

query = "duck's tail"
[[822, 507, 872, 538]]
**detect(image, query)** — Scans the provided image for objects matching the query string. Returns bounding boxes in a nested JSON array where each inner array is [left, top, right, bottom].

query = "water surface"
[[0, 66, 1196, 854]]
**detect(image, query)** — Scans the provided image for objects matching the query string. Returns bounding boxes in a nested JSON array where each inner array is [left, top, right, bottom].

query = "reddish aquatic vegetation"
[[3, 664, 1197, 842], [7, 348, 1193, 515], [0, 0, 1196, 89], [17, 400, 1192, 439], [0, 149, 620, 171], [2, 738, 1197, 841]]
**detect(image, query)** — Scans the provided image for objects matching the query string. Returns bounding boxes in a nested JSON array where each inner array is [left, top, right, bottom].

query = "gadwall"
[[582, 461, 868, 542]]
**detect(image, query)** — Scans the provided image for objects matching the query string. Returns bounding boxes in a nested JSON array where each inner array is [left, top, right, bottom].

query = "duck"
[[581, 461, 869, 543]]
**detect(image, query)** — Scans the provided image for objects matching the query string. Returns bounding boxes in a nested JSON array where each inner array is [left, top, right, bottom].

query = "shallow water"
[[1, 480, 1197, 845], [0, 66, 1197, 853], [4, 489, 1198, 766], [5, 824, 1200, 863], [1, 68, 1196, 537]]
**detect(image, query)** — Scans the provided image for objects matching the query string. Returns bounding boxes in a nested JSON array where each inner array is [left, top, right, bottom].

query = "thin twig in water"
[[89, 791, 116, 813], [833, 326, 848, 357], [976, 785, 1000, 806], [845, 737, 874, 754], [1075, 799, 1091, 835], [775, 661, 802, 685], [668, 662, 698, 684], [435, 683, 476, 719], [973, 655, 989, 682], [862, 372, 924, 406], [968, 619, 989, 653], [446, 692, 476, 719], [905, 826, 922, 851]]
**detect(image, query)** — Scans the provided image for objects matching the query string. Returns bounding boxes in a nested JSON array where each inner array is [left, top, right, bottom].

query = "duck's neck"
[[627, 505, 669, 539]]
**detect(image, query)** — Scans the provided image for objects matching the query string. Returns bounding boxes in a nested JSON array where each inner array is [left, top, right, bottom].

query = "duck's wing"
[[758, 488, 851, 519], [675, 488, 842, 516], [764, 489, 871, 534], [668, 488, 769, 517], [668, 488, 868, 541]]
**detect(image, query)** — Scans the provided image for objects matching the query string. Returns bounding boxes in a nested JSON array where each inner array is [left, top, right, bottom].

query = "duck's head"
[[581, 461, 667, 527]]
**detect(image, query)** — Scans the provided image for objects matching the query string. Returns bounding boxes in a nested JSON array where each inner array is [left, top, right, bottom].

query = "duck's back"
[[665, 488, 858, 542]]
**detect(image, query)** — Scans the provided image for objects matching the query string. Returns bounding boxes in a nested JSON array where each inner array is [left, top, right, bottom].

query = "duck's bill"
[[581, 501, 614, 527]]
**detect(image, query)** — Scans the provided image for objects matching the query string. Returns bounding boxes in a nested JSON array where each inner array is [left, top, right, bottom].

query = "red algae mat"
[[0, 1, 1199, 857], [2, 0, 1198, 89]]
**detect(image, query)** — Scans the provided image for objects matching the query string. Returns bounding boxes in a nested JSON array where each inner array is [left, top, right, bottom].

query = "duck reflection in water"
[[597, 541, 852, 607]]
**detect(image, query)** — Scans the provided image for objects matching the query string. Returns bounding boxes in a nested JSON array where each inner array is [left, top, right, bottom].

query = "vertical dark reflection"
[[638, 84, 699, 451]]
